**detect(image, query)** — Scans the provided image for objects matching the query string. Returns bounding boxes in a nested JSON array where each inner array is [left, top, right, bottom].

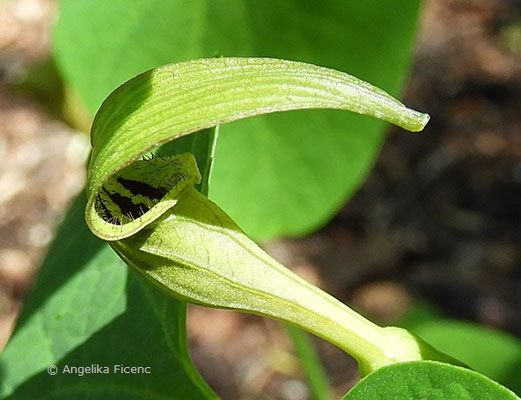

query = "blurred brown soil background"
[[0, 0, 520, 399]]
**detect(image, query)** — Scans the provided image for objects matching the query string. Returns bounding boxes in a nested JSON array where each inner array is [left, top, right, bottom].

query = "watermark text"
[[47, 364, 152, 376]]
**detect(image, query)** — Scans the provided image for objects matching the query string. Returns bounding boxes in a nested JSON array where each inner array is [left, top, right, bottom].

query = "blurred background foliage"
[[0, 0, 520, 399]]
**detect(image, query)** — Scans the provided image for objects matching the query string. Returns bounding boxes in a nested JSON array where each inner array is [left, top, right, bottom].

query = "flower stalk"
[[111, 186, 458, 376]]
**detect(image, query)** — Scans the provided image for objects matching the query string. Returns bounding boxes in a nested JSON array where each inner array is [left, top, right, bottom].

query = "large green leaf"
[[53, 0, 423, 239], [342, 361, 520, 400], [0, 132, 218, 399]]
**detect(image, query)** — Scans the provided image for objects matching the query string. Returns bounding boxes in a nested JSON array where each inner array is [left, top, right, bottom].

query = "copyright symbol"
[[47, 365, 58, 375]]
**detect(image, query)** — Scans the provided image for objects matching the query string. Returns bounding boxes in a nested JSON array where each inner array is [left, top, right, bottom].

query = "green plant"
[[1, 2, 520, 399], [87, 57, 440, 372], [86, 56, 521, 398]]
